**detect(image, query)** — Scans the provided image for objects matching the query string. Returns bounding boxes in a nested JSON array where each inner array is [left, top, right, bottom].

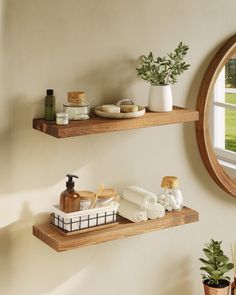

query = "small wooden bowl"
[[78, 191, 96, 199]]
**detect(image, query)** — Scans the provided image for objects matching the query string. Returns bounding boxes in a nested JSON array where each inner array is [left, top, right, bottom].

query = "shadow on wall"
[[0, 202, 98, 295], [0, 0, 140, 195], [0, 56, 137, 196], [73, 57, 138, 108], [0, 58, 137, 195]]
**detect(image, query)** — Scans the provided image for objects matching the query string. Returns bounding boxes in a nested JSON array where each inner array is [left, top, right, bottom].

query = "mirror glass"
[[196, 35, 236, 197], [209, 56, 236, 179]]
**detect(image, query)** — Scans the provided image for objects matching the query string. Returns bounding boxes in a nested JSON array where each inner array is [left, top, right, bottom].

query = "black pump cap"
[[66, 174, 78, 189], [46, 89, 54, 95]]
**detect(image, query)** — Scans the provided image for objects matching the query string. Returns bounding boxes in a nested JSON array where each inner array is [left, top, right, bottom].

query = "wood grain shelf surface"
[[33, 207, 199, 252], [33, 106, 199, 138]]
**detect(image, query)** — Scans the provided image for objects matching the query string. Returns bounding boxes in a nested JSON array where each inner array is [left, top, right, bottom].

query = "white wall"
[[1, 1, 236, 294]]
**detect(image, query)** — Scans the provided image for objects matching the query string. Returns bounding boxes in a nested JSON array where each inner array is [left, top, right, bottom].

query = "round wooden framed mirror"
[[196, 35, 236, 197]]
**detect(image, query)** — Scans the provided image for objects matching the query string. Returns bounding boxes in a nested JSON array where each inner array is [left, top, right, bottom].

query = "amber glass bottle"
[[60, 174, 80, 213]]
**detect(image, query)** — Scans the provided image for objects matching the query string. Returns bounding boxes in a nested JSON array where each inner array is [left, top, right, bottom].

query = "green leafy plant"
[[199, 239, 234, 287], [136, 42, 190, 86]]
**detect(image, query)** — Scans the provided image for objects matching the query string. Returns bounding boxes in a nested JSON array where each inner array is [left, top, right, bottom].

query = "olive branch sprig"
[[136, 42, 190, 86]]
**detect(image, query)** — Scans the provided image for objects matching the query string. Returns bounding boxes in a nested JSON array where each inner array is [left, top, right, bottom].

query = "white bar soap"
[[101, 104, 120, 113]]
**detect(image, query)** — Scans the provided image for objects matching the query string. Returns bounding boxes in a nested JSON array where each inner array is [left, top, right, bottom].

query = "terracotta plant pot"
[[203, 282, 230, 295]]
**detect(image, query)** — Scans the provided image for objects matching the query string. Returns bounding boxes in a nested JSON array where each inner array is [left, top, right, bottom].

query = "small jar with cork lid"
[[63, 91, 90, 120], [160, 176, 183, 211]]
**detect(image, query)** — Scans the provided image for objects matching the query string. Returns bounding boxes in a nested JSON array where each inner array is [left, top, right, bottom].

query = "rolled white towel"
[[118, 198, 148, 223], [123, 186, 157, 209], [147, 203, 165, 220]]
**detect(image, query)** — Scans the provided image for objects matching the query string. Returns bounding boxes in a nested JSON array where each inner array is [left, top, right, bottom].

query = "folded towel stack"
[[123, 186, 157, 209], [118, 198, 147, 222], [118, 186, 165, 222]]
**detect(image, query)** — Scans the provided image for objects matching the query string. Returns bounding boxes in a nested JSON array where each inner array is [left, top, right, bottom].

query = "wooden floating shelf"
[[33, 106, 199, 138], [33, 207, 199, 252]]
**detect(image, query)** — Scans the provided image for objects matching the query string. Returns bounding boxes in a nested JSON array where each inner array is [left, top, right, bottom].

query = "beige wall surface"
[[1, 0, 236, 294]]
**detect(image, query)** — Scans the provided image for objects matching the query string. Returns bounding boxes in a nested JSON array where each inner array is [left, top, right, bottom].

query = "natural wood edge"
[[196, 34, 236, 197], [50, 222, 119, 236], [33, 224, 59, 250], [33, 106, 199, 138], [33, 207, 199, 252]]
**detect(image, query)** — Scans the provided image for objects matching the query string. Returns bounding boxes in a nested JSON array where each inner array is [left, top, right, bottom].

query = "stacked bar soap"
[[118, 186, 165, 222]]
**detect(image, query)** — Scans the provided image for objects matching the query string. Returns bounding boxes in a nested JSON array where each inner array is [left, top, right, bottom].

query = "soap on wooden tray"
[[101, 104, 120, 113], [120, 105, 139, 113]]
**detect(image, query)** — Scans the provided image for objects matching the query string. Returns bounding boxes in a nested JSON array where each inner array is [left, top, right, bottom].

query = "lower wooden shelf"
[[33, 207, 199, 252]]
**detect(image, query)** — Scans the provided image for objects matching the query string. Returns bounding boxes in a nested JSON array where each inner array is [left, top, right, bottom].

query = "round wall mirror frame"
[[196, 35, 236, 197]]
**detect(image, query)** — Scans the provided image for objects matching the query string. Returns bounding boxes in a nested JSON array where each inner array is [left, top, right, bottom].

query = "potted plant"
[[199, 239, 234, 295], [136, 42, 190, 112]]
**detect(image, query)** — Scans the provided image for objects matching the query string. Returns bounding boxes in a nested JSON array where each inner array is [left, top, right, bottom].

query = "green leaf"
[[203, 249, 213, 260], [200, 266, 214, 275], [217, 255, 229, 263], [226, 263, 234, 270], [199, 258, 213, 265]]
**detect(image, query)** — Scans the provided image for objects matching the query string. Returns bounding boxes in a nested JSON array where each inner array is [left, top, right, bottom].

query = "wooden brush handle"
[[91, 184, 104, 209]]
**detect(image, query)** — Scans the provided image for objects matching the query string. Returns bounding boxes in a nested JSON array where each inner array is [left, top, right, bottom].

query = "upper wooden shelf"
[[33, 206, 199, 252], [33, 106, 199, 138]]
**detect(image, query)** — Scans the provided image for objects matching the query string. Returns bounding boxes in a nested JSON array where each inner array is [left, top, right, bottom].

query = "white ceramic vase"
[[148, 85, 173, 112]]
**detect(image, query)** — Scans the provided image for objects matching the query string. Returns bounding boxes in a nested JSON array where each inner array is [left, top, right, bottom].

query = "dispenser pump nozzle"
[[66, 174, 78, 189]]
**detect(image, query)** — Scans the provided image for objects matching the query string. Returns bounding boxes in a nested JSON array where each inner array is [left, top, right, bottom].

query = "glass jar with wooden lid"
[[160, 176, 183, 211], [63, 91, 90, 120]]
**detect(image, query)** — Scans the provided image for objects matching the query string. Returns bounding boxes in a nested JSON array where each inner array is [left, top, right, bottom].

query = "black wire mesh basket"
[[51, 202, 119, 233]]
